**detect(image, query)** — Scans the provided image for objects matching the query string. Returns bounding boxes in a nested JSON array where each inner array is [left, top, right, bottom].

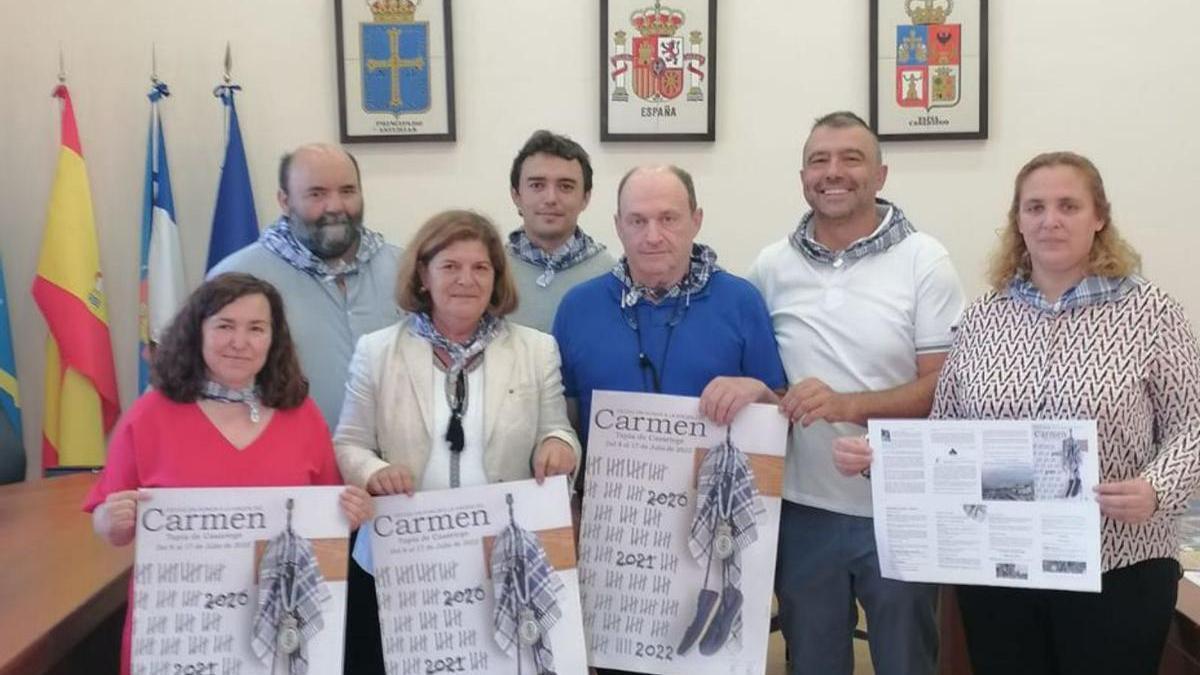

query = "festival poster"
[[370, 476, 588, 675], [132, 486, 350, 675], [578, 391, 787, 673]]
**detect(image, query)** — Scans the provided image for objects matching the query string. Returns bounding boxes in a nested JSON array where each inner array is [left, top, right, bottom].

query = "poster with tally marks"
[[579, 391, 787, 673], [132, 485, 349, 675], [370, 475, 588, 675]]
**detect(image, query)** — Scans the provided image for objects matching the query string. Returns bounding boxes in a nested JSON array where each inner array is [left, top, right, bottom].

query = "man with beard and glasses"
[[210, 142, 402, 430], [210, 143, 402, 675], [505, 130, 615, 333]]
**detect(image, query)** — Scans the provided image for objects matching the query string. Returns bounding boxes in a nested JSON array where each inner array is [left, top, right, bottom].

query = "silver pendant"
[[278, 613, 301, 654], [518, 609, 540, 645], [714, 522, 735, 560]]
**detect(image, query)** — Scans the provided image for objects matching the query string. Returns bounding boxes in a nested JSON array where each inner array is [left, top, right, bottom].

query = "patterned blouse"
[[931, 280, 1200, 571]]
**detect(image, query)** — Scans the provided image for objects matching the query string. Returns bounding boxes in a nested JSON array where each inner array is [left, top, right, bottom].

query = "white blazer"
[[333, 317, 582, 488]]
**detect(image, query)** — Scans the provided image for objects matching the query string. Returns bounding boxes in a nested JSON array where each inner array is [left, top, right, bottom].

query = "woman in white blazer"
[[336, 210, 582, 675], [334, 209, 581, 493]]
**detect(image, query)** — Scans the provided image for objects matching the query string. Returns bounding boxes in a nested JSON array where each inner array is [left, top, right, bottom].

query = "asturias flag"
[[0, 254, 25, 484], [205, 84, 258, 271], [32, 84, 120, 468], [138, 82, 187, 392]]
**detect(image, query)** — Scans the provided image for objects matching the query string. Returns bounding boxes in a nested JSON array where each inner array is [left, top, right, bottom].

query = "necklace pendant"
[[714, 522, 735, 560], [278, 612, 301, 654], [518, 608, 540, 645]]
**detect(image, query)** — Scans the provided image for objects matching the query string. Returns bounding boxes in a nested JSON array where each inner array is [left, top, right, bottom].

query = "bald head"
[[617, 165, 698, 214], [276, 143, 365, 262], [613, 164, 704, 288], [279, 143, 361, 195]]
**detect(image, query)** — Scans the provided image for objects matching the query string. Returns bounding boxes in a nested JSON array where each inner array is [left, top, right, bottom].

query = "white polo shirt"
[[748, 209, 964, 517]]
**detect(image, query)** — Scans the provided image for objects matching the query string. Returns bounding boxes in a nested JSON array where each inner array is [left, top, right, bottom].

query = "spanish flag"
[[32, 85, 120, 468]]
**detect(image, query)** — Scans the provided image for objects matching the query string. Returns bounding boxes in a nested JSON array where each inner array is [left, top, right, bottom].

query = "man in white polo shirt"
[[749, 111, 964, 675]]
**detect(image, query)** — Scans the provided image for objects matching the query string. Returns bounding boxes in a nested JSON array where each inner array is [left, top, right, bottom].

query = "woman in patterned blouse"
[[834, 151, 1200, 674]]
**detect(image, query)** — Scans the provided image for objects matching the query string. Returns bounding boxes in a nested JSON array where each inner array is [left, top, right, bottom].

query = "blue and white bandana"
[[407, 312, 503, 381], [200, 379, 261, 424], [506, 227, 607, 288], [788, 199, 915, 267], [611, 243, 721, 308], [1005, 274, 1143, 313], [260, 216, 386, 281]]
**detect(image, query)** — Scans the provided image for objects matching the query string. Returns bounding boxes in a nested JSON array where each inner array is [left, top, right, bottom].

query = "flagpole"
[[140, 51, 185, 392], [221, 42, 233, 145], [206, 41, 259, 271]]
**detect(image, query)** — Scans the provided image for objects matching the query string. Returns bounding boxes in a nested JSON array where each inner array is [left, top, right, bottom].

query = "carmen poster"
[[578, 391, 787, 674], [370, 476, 589, 674], [132, 486, 350, 675]]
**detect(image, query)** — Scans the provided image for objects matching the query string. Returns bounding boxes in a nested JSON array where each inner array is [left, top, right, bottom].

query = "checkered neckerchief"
[[611, 243, 721, 308], [259, 216, 386, 281], [687, 434, 764, 649], [506, 227, 606, 287], [251, 528, 331, 674], [408, 312, 503, 382], [1005, 274, 1143, 313], [491, 514, 564, 674], [788, 200, 914, 265]]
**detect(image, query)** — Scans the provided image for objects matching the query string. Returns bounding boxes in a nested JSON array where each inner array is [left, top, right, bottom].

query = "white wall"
[[2, 1, 1199, 480]]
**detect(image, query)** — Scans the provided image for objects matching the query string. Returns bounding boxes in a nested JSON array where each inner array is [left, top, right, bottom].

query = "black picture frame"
[[334, 0, 456, 143], [600, 0, 717, 142], [869, 0, 988, 141]]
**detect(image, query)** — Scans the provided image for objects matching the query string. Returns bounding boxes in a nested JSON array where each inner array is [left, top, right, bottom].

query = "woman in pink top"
[[84, 273, 372, 675]]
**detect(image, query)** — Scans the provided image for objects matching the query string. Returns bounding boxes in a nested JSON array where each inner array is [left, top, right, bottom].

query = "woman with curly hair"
[[84, 272, 372, 675]]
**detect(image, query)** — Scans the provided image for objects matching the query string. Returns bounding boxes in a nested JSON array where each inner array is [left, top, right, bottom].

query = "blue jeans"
[[775, 501, 938, 675]]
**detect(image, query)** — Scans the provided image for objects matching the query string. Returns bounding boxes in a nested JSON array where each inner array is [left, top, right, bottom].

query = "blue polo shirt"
[[552, 270, 787, 448]]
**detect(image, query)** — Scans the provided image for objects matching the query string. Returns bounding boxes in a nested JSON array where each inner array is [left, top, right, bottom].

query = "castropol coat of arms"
[[609, 1, 707, 104], [361, 0, 430, 114], [895, 0, 961, 110]]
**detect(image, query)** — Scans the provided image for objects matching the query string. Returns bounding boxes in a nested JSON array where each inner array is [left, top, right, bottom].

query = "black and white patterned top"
[[931, 281, 1200, 572]]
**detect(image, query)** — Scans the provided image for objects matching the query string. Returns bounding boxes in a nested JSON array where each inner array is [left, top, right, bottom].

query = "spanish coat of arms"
[[609, 1, 707, 104]]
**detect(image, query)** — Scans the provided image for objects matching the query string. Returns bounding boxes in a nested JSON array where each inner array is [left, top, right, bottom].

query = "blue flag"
[[139, 82, 187, 391], [0, 254, 25, 483], [206, 85, 258, 271]]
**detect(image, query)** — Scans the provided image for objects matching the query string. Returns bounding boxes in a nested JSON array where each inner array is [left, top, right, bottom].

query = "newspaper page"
[[579, 391, 787, 673], [868, 419, 1101, 592], [132, 486, 350, 675], [370, 476, 588, 675]]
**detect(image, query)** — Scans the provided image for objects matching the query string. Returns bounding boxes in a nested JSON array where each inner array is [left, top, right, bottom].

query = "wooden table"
[[0, 473, 132, 675]]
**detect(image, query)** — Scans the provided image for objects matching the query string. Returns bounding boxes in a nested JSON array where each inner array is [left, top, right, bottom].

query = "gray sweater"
[[505, 248, 616, 334], [209, 241, 403, 430]]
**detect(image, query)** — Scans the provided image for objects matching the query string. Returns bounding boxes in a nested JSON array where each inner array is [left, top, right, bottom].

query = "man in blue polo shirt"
[[553, 164, 786, 469]]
